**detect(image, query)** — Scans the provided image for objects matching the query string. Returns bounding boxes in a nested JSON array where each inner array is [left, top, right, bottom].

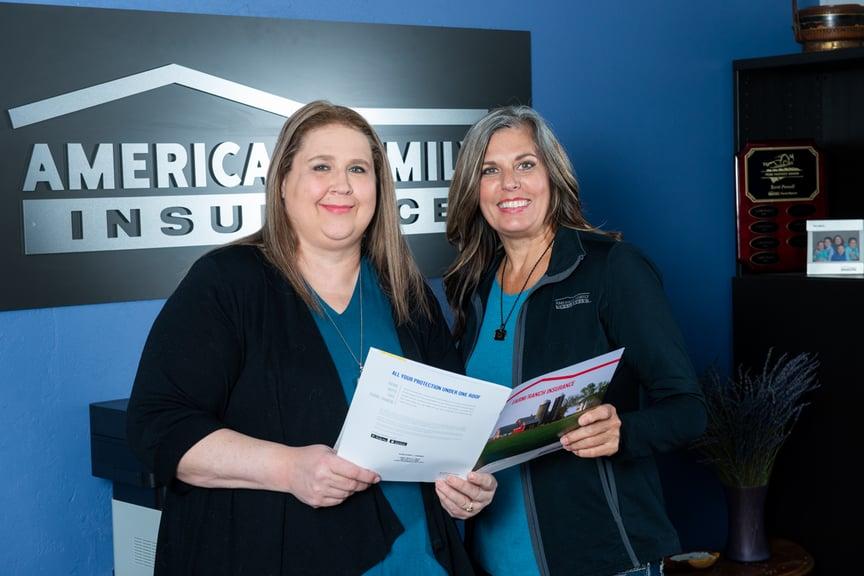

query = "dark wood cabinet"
[[732, 49, 864, 576], [735, 48, 864, 231]]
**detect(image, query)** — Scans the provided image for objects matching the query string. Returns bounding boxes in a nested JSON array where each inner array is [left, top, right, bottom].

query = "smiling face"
[[281, 123, 377, 254], [478, 125, 552, 243]]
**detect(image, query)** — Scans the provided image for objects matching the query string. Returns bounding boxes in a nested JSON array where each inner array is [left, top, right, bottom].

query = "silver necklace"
[[314, 266, 364, 375], [494, 241, 553, 341]]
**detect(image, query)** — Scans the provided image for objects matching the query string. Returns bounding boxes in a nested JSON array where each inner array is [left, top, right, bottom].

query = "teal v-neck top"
[[311, 259, 446, 576]]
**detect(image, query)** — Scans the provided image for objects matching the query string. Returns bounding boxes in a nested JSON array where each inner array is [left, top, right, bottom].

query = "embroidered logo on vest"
[[555, 292, 591, 309]]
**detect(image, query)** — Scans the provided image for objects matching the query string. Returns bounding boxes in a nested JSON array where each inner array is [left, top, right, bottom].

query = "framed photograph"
[[806, 219, 864, 275]]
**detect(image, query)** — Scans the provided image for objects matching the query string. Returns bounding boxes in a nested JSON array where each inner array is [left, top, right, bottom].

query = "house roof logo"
[[8, 63, 487, 128], [10, 63, 477, 256]]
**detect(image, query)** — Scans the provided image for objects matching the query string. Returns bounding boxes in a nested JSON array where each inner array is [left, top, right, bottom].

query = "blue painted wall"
[[0, 1, 799, 574]]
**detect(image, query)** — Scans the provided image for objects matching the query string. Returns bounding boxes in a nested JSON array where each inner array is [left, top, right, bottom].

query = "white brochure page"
[[335, 347, 511, 482]]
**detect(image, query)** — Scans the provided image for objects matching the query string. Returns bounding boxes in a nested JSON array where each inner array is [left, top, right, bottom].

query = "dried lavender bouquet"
[[699, 351, 820, 487]]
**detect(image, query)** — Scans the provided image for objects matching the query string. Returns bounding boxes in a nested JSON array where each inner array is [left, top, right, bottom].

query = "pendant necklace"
[[494, 241, 553, 341], [314, 265, 364, 376]]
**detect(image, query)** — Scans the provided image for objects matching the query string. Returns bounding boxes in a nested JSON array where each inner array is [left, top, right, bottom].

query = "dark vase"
[[724, 485, 770, 562]]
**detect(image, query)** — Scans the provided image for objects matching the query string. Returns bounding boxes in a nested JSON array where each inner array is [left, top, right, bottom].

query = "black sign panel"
[[0, 3, 531, 310]]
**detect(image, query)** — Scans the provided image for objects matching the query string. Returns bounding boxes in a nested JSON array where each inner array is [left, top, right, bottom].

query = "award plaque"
[[736, 142, 826, 272]]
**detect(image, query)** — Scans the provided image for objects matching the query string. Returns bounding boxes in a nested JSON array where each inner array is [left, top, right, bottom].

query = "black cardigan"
[[127, 245, 473, 576]]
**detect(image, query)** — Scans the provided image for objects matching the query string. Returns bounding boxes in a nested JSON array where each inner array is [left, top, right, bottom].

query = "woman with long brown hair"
[[127, 101, 495, 575]]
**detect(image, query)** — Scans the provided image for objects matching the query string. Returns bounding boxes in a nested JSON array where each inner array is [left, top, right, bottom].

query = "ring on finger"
[[462, 500, 474, 513]]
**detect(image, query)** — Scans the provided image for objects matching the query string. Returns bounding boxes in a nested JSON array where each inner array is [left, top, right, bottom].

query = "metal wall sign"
[[0, 3, 530, 311]]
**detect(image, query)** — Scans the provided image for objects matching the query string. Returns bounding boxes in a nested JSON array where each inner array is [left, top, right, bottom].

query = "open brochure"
[[335, 347, 624, 481]]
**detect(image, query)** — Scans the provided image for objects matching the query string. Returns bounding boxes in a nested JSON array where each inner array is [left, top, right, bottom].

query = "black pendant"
[[494, 327, 507, 341]]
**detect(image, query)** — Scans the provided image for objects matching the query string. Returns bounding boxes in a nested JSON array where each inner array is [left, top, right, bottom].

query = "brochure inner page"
[[475, 348, 624, 474]]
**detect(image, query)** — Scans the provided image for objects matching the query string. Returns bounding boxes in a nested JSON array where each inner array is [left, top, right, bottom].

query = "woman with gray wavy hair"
[[445, 106, 705, 576]]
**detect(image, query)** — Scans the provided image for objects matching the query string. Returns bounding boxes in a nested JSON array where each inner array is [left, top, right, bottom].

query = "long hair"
[[240, 100, 430, 323], [444, 105, 618, 337]]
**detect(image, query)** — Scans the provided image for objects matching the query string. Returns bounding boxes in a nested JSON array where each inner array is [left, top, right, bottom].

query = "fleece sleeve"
[[600, 242, 706, 460]]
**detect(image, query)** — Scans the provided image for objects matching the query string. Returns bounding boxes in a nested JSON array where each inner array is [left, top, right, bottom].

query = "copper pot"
[[793, 0, 864, 51]]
